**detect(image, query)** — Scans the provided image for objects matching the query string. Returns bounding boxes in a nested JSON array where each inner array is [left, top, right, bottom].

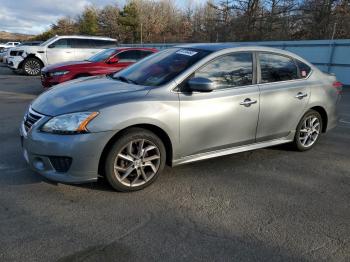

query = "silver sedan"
[[21, 44, 342, 191]]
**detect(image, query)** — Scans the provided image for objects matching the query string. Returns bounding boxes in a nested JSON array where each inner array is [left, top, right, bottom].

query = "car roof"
[[175, 43, 293, 54], [57, 35, 116, 41], [175, 43, 310, 63], [114, 47, 158, 52], [176, 43, 242, 51]]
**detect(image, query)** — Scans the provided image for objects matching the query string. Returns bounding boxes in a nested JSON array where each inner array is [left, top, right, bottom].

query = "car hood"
[[31, 75, 150, 116], [42, 61, 92, 72], [14, 45, 44, 53]]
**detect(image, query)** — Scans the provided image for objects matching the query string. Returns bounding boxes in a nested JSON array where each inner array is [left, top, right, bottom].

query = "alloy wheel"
[[24, 60, 41, 75], [113, 139, 161, 187], [298, 115, 321, 148]]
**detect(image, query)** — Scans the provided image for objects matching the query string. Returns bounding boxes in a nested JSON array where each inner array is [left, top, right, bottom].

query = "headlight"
[[49, 70, 70, 77], [41, 112, 99, 134]]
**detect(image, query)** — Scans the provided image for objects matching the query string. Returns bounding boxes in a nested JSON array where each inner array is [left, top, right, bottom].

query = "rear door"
[[90, 39, 116, 58], [256, 52, 310, 142], [71, 39, 96, 61], [46, 38, 76, 64]]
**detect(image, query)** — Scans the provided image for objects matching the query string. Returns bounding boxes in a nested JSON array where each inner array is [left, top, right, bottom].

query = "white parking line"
[[339, 119, 350, 124], [339, 119, 350, 128]]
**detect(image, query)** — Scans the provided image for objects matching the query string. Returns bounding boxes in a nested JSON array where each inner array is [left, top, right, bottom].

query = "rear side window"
[[93, 40, 116, 48], [259, 53, 298, 83], [193, 52, 253, 89], [117, 51, 139, 62], [71, 39, 116, 49], [71, 39, 92, 48], [296, 60, 311, 78]]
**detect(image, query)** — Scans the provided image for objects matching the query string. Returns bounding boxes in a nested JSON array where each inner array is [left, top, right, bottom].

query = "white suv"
[[7, 36, 116, 76]]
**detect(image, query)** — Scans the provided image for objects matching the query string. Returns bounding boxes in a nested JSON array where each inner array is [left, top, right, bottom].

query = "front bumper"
[[20, 121, 116, 184], [7, 56, 23, 70], [41, 72, 73, 88]]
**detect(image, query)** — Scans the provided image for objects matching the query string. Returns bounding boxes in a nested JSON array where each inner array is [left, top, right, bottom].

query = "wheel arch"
[[98, 124, 174, 177], [309, 106, 328, 133], [19, 54, 44, 69]]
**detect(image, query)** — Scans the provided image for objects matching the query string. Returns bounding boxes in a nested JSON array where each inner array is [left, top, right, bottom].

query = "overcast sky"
[[0, 0, 204, 35]]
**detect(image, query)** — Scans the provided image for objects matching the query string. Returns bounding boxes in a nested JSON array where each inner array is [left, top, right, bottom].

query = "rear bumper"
[[20, 123, 116, 184], [325, 95, 342, 132]]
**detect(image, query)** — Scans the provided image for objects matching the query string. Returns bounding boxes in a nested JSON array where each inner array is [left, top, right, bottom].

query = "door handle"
[[65, 51, 71, 54], [240, 98, 257, 107], [295, 92, 308, 99]]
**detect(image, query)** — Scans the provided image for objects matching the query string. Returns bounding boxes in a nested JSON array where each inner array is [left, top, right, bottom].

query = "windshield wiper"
[[113, 76, 139, 85]]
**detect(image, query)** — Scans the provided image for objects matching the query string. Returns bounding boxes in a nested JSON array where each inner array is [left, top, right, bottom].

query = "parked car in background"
[[3, 41, 42, 64], [0, 41, 20, 52], [7, 36, 116, 76], [20, 44, 342, 191], [0, 50, 6, 62], [2, 48, 11, 63], [41, 47, 157, 88]]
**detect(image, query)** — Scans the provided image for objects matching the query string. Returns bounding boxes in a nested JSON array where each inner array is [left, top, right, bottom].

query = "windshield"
[[40, 36, 58, 46], [88, 48, 117, 62], [112, 48, 211, 86]]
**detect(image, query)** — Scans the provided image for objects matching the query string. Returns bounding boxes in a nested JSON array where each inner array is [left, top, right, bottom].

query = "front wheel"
[[104, 128, 166, 192], [22, 58, 42, 76], [293, 110, 323, 151]]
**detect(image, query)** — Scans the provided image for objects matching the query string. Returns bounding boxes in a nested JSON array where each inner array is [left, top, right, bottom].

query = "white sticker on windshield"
[[176, 50, 198, 56]]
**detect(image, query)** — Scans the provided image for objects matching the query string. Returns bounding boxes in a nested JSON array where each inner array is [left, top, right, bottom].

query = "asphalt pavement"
[[0, 64, 349, 262]]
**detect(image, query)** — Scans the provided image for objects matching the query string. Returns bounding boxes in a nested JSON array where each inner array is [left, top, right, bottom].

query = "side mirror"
[[187, 77, 217, 92], [48, 44, 55, 48], [107, 57, 119, 64]]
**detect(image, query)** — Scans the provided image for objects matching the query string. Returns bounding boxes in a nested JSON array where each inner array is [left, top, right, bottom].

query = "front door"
[[46, 38, 75, 65], [179, 52, 260, 157]]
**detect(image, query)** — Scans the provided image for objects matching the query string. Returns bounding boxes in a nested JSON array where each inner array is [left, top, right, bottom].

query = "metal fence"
[[122, 39, 350, 85]]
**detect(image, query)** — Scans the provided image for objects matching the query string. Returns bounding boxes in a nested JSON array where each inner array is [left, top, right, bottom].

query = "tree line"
[[34, 0, 350, 43]]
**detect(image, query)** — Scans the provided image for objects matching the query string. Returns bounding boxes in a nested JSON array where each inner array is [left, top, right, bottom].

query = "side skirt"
[[172, 132, 295, 166]]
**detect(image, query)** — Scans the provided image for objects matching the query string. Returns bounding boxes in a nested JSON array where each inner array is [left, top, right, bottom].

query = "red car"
[[41, 47, 158, 88]]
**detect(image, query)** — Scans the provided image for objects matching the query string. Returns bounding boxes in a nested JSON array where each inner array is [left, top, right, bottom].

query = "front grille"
[[10, 50, 22, 56], [23, 107, 44, 134], [49, 156, 72, 173]]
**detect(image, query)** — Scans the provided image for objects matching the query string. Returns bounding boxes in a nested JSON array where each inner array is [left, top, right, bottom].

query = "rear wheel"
[[104, 128, 166, 192], [293, 110, 322, 151], [22, 57, 42, 76]]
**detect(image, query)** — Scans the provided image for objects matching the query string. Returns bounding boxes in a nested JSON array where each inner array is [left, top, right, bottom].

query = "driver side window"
[[193, 52, 253, 90], [50, 39, 71, 48]]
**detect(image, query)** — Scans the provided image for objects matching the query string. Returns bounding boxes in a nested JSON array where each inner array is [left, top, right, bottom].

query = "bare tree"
[[34, 0, 350, 43]]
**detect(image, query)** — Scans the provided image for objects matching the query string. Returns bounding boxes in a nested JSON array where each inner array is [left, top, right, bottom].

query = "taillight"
[[333, 81, 343, 94]]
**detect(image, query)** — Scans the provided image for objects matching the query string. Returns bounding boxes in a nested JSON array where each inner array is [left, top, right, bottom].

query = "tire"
[[293, 109, 323, 151], [104, 128, 166, 192], [22, 57, 42, 76]]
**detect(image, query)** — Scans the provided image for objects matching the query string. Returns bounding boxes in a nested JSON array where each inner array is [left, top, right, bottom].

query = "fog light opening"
[[33, 157, 45, 170]]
